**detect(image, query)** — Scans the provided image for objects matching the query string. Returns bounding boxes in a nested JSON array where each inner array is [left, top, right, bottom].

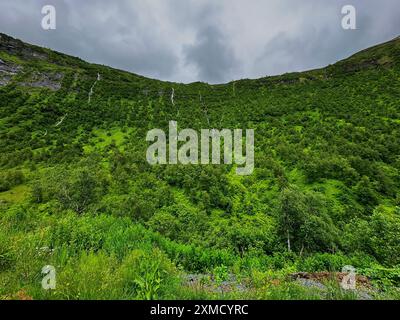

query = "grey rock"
[[19, 71, 63, 91], [0, 75, 12, 86], [296, 278, 327, 290], [357, 291, 373, 300], [184, 273, 247, 293], [0, 61, 22, 86]]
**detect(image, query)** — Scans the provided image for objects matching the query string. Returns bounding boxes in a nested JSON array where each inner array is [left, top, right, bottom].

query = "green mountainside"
[[1, 32, 400, 299]]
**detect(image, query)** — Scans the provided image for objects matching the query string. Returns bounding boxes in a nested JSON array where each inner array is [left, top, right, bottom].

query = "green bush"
[[119, 248, 179, 300], [297, 253, 349, 272], [0, 170, 24, 191]]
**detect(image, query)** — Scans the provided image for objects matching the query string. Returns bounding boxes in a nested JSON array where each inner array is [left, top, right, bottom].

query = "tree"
[[353, 175, 379, 213], [45, 167, 108, 214], [277, 186, 339, 254]]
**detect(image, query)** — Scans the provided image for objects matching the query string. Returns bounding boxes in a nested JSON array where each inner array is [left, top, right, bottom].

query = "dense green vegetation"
[[1, 33, 400, 299]]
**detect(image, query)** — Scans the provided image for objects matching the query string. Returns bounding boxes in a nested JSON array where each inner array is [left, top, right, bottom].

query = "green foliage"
[[0, 170, 24, 192], [297, 253, 350, 272], [213, 265, 229, 286], [120, 248, 177, 300], [361, 266, 400, 288], [343, 206, 400, 266], [277, 186, 339, 254], [0, 232, 15, 271], [1, 33, 400, 299]]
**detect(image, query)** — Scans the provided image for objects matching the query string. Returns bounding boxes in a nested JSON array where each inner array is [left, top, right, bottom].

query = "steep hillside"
[[1, 33, 400, 300]]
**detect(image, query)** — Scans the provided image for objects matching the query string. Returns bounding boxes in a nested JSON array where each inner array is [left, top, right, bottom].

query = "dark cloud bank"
[[0, 0, 399, 83]]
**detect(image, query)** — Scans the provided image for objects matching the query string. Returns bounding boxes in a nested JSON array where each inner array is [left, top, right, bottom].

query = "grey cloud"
[[0, 0, 399, 83], [184, 25, 238, 83], [0, 0, 179, 79], [255, 0, 400, 77]]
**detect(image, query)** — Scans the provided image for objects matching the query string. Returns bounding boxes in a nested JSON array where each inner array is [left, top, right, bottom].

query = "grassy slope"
[[0, 33, 400, 299]]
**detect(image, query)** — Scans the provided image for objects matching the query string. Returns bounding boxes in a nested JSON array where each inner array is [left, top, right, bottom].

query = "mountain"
[[1, 33, 400, 300]]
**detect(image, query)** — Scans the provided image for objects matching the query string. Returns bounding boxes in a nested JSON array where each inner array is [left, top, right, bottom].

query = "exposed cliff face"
[[0, 58, 63, 90], [19, 71, 64, 91], [0, 34, 65, 90], [0, 33, 48, 61], [0, 59, 22, 86]]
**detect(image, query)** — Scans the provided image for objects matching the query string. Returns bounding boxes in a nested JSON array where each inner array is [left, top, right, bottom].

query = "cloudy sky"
[[0, 0, 399, 83]]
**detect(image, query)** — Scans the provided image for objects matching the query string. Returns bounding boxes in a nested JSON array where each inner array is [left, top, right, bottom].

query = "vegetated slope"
[[0, 32, 400, 299]]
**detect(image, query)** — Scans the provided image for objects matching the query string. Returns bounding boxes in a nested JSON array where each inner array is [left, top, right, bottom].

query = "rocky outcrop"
[[0, 33, 48, 61], [0, 59, 22, 86], [19, 71, 63, 91], [289, 272, 374, 300]]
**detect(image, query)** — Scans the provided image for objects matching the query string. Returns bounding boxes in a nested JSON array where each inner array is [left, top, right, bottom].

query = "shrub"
[[119, 248, 179, 300], [0, 170, 24, 192]]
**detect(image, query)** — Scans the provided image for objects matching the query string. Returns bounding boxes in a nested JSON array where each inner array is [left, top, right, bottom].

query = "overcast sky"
[[0, 0, 399, 84]]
